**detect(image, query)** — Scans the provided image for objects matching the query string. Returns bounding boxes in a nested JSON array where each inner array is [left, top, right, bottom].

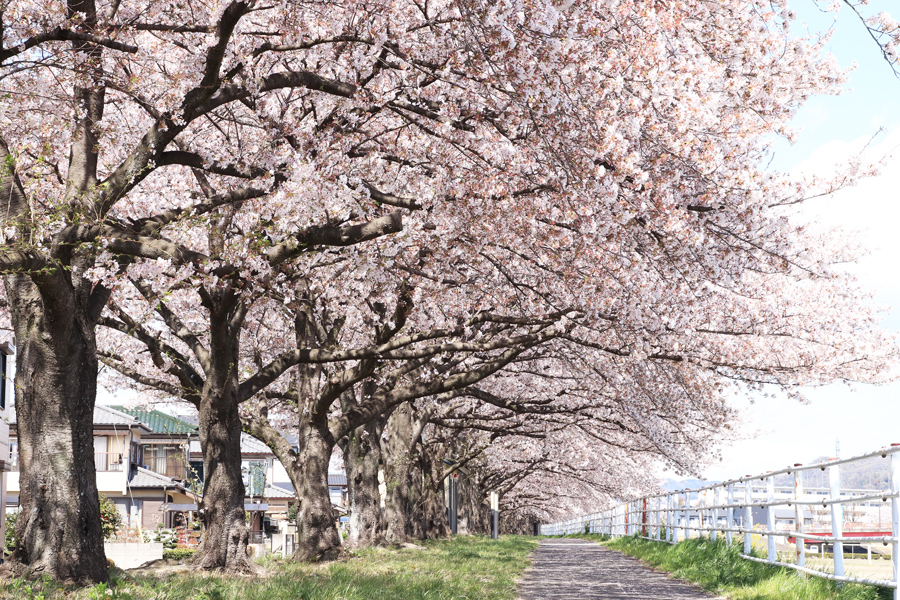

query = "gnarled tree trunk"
[[293, 417, 341, 561], [412, 447, 450, 540], [340, 420, 385, 548], [383, 404, 415, 544], [193, 292, 255, 573], [243, 407, 342, 562], [3, 273, 108, 584], [457, 474, 490, 535]]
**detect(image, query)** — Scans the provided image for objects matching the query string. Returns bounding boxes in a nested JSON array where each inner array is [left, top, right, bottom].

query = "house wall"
[[94, 433, 131, 496], [272, 459, 290, 485], [142, 499, 165, 530]]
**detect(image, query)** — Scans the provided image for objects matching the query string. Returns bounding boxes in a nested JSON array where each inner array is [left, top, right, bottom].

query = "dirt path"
[[518, 538, 722, 599]]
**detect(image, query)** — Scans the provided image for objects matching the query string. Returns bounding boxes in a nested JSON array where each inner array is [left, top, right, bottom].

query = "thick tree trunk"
[[383, 404, 414, 544], [456, 470, 490, 535], [3, 274, 108, 584], [293, 419, 342, 561], [193, 295, 255, 573], [193, 396, 255, 572], [242, 408, 342, 562], [413, 449, 450, 540], [340, 420, 385, 548]]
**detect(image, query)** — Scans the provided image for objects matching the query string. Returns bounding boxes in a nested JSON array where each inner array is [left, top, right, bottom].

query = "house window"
[[142, 445, 186, 478], [189, 460, 204, 486], [9, 441, 17, 470], [130, 442, 144, 467]]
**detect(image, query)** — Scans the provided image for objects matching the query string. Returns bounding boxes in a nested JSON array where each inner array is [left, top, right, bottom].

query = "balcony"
[[95, 453, 125, 472], [10, 452, 124, 472]]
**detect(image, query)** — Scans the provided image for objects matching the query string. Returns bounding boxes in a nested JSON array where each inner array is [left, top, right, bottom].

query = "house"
[[8, 405, 197, 532], [114, 407, 303, 537], [10, 402, 350, 542], [750, 506, 814, 531], [269, 433, 349, 511]]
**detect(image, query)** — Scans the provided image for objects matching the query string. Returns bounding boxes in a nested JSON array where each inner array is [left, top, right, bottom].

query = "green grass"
[[578, 534, 893, 600], [0, 536, 537, 600]]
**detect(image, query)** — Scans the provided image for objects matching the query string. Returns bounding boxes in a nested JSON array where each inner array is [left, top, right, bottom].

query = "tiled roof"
[[189, 432, 271, 456], [11, 404, 146, 428], [273, 473, 348, 491], [262, 483, 296, 500], [95, 405, 145, 426], [328, 473, 348, 487], [110, 406, 197, 435], [128, 467, 183, 489], [10, 404, 156, 431]]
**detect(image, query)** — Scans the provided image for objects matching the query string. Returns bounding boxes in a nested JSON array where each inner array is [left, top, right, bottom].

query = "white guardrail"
[[541, 444, 900, 598]]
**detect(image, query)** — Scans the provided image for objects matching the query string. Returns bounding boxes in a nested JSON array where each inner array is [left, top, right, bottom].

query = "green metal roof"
[[109, 406, 197, 435]]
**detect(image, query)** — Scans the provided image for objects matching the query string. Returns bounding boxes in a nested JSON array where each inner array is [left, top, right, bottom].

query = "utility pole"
[[490, 492, 499, 539]]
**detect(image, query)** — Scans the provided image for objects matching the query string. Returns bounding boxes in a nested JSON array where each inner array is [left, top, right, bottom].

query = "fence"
[[541, 443, 900, 599]]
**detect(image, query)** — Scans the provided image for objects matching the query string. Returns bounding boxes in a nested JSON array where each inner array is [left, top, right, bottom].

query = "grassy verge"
[[580, 534, 892, 600], [0, 536, 537, 600]]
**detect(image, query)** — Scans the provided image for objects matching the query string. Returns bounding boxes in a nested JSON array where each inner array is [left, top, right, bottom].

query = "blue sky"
[[699, 0, 900, 481]]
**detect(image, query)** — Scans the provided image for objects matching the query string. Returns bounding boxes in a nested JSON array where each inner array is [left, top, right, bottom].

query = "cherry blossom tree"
[[1, 0, 897, 582], [831, 1, 900, 74]]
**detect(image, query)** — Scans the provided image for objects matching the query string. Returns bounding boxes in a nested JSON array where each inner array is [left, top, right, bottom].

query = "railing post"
[[696, 491, 703, 539], [625, 502, 630, 536], [635, 500, 639, 536], [726, 483, 734, 546], [767, 475, 776, 562], [637, 501, 641, 537], [675, 493, 682, 542], [656, 496, 661, 541], [666, 495, 672, 542], [744, 481, 753, 556], [642, 497, 648, 537], [891, 449, 900, 600], [711, 488, 718, 542], [794, 464, 805, 568], [829, 460, 845, 578]]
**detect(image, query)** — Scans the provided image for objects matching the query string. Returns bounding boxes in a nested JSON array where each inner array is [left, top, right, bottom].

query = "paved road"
[[518, 538, 721, 599]]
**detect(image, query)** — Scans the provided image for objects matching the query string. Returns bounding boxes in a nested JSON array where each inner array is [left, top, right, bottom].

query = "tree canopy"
[[0, 0, 896, 582]]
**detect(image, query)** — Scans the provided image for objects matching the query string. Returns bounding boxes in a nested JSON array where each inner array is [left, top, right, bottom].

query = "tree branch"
[[0, 27, 138, 63], [265, 210, 403, 266]]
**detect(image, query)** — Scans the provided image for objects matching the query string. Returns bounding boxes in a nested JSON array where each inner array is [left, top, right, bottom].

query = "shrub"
[[153, 528, 178, 549], [99, 493, 123, 540], [163, 548, 196, 561], [4, 512, 16, 555]]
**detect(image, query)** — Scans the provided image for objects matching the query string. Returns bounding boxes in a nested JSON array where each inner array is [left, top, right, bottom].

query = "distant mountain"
[[772, 456, 890, 490], [663, 478, 719, 492]]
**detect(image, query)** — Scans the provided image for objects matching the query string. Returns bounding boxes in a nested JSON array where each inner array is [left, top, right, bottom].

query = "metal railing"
[[94, 452, 125, 472], [541, 443, 900, 598]]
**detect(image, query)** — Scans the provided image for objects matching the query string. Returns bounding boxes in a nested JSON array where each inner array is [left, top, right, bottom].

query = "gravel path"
[[518, 538, 722, 599]]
